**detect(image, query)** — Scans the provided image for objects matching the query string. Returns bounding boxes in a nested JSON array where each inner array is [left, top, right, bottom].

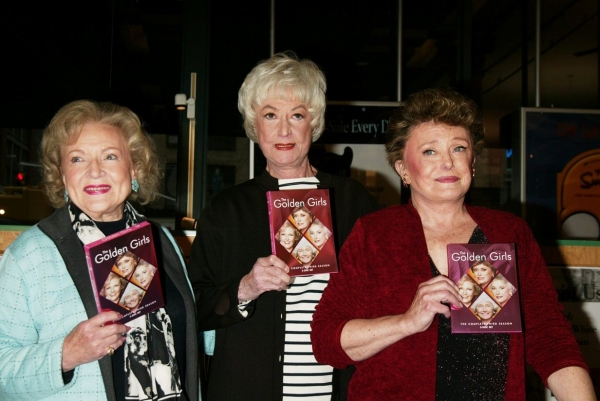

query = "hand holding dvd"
[[238, 255, 291, 302], [403, 275, 462, 333], [61, 310, 129, 371]]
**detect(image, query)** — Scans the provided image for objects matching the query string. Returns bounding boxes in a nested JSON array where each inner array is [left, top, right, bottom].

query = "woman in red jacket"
[[311, 88, 595, 400]]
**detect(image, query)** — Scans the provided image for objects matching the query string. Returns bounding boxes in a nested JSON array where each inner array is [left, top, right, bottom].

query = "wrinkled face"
[[116, 255, 137, 276], [308, 224, 327, 248], [104, 277, 122, 302], [458, 280, 476, 304], [279, 226, 297, 251], [297, 245, 314, 264], [124, 290, 142, 309], [475, 301, 495, 320], [395, 122, 474, 205], [61, 123, 135, 222], [293, 210, 312, 230], [472, 263, 494, 286], [134, 263, 153, 287], [490, 279, 511, 304], [254, 98, 313, 173]]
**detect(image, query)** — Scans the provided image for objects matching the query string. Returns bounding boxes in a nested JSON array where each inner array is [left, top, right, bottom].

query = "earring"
[[472, 168, 476, 178], [64, 190, 69, 202], [131, 178, 139, 193], [402, 174, 409, 188]]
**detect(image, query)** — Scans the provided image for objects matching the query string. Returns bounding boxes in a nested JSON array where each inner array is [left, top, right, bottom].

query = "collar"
[[255, 169, 331, 191]]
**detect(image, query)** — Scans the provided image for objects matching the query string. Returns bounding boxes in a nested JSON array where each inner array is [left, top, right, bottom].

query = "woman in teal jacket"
[[0, 100, 200, 401]]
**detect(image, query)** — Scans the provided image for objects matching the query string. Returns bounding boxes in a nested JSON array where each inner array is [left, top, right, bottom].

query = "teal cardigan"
[[0, 206, 200, 401]]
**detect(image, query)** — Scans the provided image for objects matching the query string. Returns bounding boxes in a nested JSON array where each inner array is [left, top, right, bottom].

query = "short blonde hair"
[[100, 272, 127, 297], [276, 220, 302, 243], [238, 51, 327, 142], [40, 100, 162, 208], [457, 274, 482, 298]]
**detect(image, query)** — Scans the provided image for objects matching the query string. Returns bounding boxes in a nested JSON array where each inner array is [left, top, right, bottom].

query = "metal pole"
[[535, 0, 541, 107], [521, 0, 529, 106], [270, 0, 275, 56], [250, 0, 276, 180], [397, 0, 403, 101], [186, 72, 197, 218]]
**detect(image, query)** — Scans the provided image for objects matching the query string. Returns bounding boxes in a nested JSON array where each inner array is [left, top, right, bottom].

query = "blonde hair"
[[276, 220, 302, 243], [41, 100, 162, 208], [457, 275, 482, 298], [238, 51, 327, 142], [100, 272, 127, 297], [490, 275, 516, 296]]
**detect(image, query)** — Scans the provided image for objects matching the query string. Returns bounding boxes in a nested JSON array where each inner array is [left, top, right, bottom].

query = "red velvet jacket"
[[312, 203, 587, 400]]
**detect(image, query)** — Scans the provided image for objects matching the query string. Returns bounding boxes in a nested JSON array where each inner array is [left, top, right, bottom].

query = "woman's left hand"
[[61, 311, 129, 371]]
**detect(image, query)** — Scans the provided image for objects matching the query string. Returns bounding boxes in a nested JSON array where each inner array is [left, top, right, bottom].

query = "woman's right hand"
[[403, 275, 462, 334], [61, 311, 129, 371], [341, 275, 462, 362], [238, 255, 291, 302]]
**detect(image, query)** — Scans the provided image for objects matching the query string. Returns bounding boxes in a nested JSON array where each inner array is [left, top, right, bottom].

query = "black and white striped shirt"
[[279, 176, 334, 400]]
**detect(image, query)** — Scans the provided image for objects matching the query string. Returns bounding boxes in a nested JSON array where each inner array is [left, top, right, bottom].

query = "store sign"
[[327, 118, 389, 135], [320, 104, 398, 144]]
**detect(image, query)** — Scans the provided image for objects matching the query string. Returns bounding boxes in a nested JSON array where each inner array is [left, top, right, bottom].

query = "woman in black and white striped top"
[[189, 51, 380, 401]]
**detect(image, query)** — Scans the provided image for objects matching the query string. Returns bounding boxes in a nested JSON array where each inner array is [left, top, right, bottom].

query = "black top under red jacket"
[[311, 202, 588, 400]]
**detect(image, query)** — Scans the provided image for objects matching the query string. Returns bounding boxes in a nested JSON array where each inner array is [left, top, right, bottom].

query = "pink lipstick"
[[84, 185, 111, 194], [436, 176, 459, 183]]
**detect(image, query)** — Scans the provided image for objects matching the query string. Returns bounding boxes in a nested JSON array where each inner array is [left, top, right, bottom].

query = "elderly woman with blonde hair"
[[0, 100, 199, 400], [189, 52, 379, 400]]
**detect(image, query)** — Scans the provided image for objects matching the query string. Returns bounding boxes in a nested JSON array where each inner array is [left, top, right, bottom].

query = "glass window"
[[275, 0, 399, 102]]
